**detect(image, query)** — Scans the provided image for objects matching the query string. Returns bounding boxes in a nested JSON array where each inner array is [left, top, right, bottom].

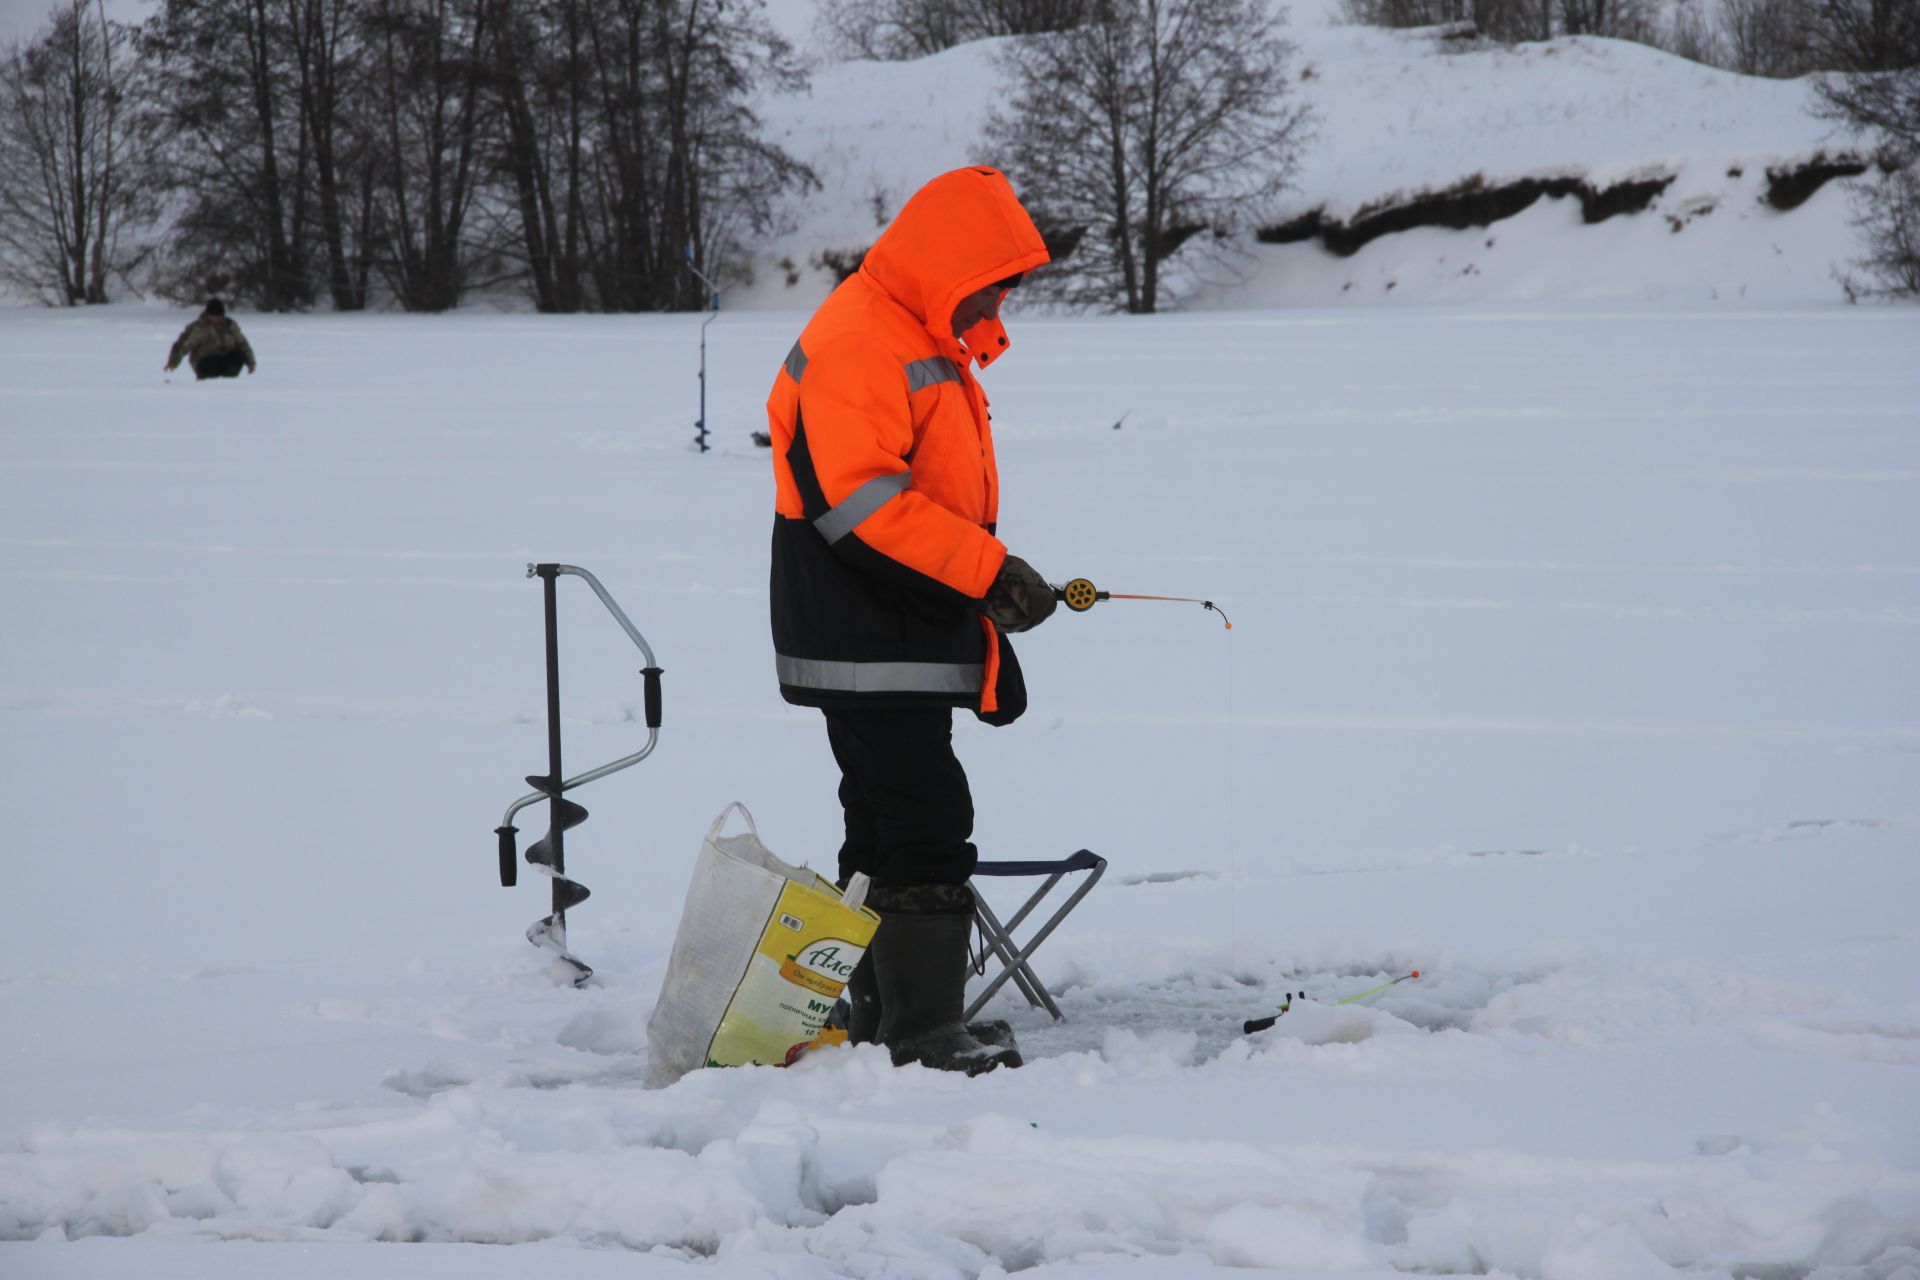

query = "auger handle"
[[642, 666, 663, 729], [497, 826, 518, 886]]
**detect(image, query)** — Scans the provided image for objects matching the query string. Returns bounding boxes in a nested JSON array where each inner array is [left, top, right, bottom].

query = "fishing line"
[[1052, 575, 1239, 966], [1224, 598, 1239, 977]]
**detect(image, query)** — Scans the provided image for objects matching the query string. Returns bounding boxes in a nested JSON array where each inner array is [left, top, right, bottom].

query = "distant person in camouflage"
[[165, 299, 257, 380]]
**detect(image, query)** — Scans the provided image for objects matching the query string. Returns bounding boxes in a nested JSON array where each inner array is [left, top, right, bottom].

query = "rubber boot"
[[839, 957, 1005, 1048], [844, 954, 881, 1045], [870, 904, 1023, 1076], [966, 1017, 1015, 1048]]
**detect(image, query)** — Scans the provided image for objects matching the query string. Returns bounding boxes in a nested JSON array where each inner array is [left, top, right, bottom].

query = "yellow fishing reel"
[[1058, 578, 1106, 612]]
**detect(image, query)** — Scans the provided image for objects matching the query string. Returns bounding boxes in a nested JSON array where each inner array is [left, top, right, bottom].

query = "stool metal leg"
[[964, 858, 1106, 1023], [973, 892, 1051, 1013]]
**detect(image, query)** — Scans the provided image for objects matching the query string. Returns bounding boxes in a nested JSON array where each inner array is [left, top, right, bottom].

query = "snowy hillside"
[[737, 0, 1867, 310], [0, 0, 1875, 311], [2, 296, 1917, 1276]]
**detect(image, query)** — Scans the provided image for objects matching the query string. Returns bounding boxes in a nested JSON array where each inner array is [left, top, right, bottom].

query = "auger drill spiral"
[[494, 564, 663, 987]]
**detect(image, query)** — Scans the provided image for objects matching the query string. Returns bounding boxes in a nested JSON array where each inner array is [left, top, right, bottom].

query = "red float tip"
[[1410, 970, 1421, 979]]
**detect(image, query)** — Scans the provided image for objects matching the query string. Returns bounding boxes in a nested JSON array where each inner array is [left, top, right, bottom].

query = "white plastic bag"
[[645, 803, 878, 1086]]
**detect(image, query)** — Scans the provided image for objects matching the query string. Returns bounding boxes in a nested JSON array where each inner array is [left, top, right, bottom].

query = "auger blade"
[[526, 914, 592, 987], [524, 796, 589, 868], [549, 955, 592, 987], [527, 912, 567, 954]]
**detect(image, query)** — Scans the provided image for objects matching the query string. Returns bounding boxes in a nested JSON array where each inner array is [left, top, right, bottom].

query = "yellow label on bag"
[[778, 957, 845, 997], [705, 876, 879, 1069]]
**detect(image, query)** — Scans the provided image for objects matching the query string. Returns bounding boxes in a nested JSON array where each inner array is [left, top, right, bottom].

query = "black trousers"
[[824, 707, 976, 889], [194, 351, 246, 379]]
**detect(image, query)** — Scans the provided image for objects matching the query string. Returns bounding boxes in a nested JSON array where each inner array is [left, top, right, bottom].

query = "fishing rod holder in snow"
[[494, 562, 663, 986], [686, 250, 720, 454]]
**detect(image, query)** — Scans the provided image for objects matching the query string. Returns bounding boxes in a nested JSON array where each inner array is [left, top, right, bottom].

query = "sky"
[[0, 0, 148, 43]]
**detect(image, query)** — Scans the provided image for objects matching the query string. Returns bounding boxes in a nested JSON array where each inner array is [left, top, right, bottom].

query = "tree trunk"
[[64, 12, 90, 304], [247, 0, 303, 308]]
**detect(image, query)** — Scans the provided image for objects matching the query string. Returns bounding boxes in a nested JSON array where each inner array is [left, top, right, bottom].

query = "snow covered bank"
[[1, 300, 1916, 1276], [741, 8, 1868, 310]]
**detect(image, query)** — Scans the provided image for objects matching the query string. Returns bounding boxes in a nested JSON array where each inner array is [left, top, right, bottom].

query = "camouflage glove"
[[981, 553, 1057, 633]]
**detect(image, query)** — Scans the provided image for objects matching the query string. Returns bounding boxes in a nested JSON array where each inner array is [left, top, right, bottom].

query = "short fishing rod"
[[1243, 991, 1305, 1035], [1241, 971, 1425, 1034], [1054, 577, 1232, 630], [1334, 970, 1422, 1005]]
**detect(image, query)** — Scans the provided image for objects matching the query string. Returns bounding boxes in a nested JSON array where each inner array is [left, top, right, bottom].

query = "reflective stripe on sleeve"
[[813, 469, 911, 544], [784, 342, 808, 382], [904, 356, 961, 392], [777, 654, 982, 695]]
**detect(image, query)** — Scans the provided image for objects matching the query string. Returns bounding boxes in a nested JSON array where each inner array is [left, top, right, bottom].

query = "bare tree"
[[1816, 70, 1920, 155], [1706, 0, 1917, 81], [1806, 0, 1919, 77], [1716, 0, 1815, 76], [1665, 0, 1725, 68], [816, 0, 1089, 61], [1556, 0, 1657, 40], [1836, 162, 1920, 299], [1339, 0, 1542, 43], [483, 0, 593, 311], [136, 0, 812, 312], [360, 0, 492, 311], [574, 0, 814, 311], [286, 0, 374, 309], [145, 0, 320, 309], [985, 0, 1312, 313], [1804, 1, 1919, 298], [0, 0, 158, 304]]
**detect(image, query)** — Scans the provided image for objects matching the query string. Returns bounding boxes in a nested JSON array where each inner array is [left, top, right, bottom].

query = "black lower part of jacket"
[[770, 516, 1026, 724]]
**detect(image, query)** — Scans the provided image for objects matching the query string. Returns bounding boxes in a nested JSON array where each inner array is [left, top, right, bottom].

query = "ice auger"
[[494, 563, 663, 986]]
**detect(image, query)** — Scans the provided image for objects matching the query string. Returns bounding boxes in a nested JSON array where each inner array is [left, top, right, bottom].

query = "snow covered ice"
[[3, 295, 1916, 1278]]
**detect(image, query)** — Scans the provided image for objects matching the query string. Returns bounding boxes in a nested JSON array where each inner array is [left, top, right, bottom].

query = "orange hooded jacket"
[[768, 166, 1052, 722]]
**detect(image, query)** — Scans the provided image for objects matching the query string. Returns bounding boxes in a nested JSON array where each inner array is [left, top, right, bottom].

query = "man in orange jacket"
[[767, 166, 1057, 1075]]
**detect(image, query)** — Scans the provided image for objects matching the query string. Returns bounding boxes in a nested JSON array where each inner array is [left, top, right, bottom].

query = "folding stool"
[[964, 849, 1107, 1022]]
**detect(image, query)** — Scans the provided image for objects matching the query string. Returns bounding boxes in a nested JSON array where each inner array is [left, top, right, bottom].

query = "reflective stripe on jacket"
[[767, 166, 1051, 720]]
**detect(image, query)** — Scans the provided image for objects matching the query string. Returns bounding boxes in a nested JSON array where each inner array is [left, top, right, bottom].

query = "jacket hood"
[[859, 166, 1051, 369]]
